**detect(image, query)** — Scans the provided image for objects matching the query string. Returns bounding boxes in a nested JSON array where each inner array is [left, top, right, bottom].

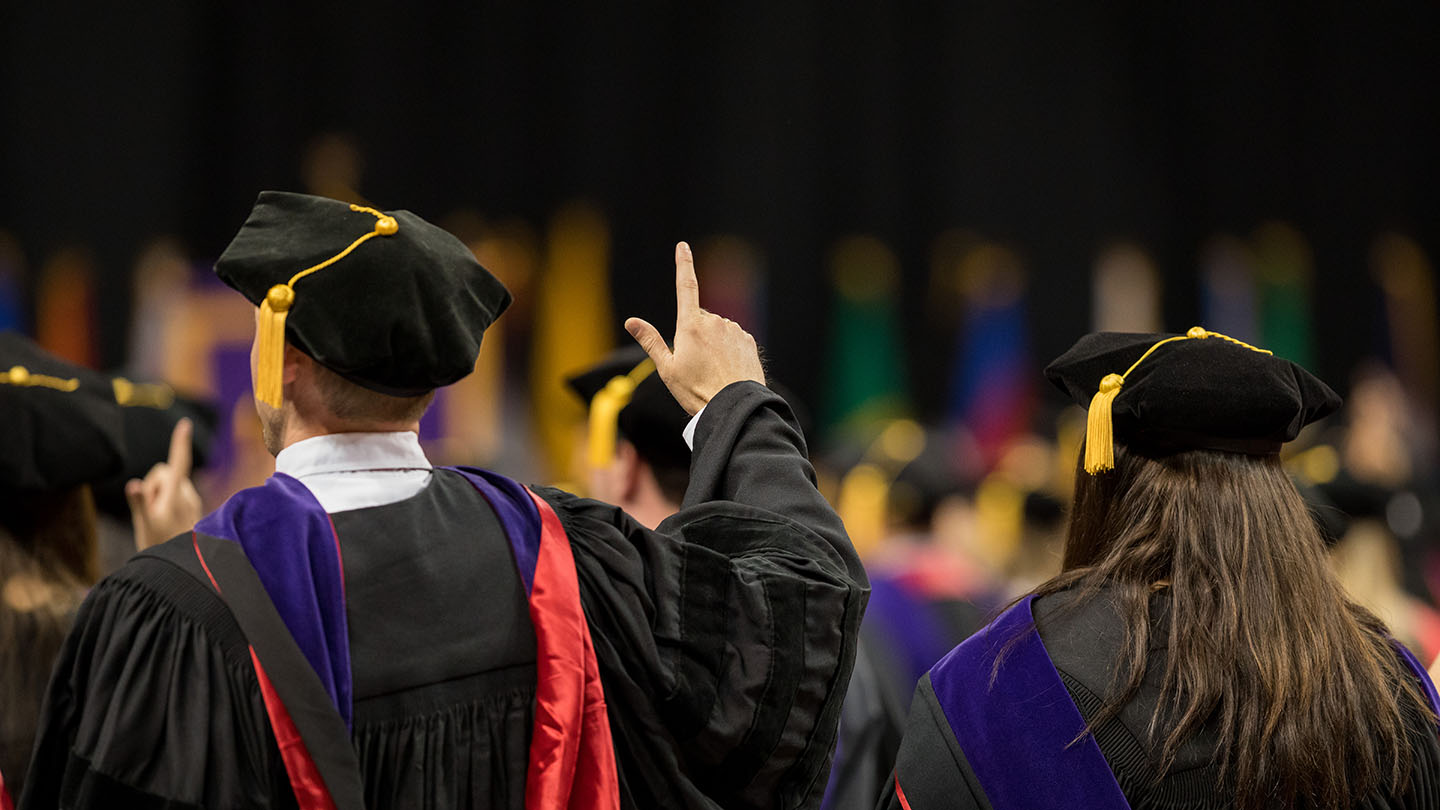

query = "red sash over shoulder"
[[186, 466, 619, 810], [523, 489, 620, 810]]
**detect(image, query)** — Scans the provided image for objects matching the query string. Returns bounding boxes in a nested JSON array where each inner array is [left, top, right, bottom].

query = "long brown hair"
[[1035, 442, 1432, 809], [0, 485, 98, 793]]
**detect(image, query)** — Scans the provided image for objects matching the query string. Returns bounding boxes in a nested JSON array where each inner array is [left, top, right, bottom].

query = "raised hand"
[[624, 241, 766, 415], [125, 418, 204, 551]]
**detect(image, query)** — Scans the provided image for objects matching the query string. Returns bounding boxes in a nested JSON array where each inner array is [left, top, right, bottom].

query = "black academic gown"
[[820, 639, 903, 810], [22, 381, 868, 810], [878, 588, 1440, 810]]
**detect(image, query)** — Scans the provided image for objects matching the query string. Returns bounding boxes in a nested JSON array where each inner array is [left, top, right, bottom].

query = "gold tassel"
[[586, 358, 656, 469], [1083, 373, 1125, 474], [256, 284, 294, 409], [587, 377, 631, 469]]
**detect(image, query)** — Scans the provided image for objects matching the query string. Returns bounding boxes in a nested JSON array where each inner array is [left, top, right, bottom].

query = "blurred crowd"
[[1, 135, 1437, 803]]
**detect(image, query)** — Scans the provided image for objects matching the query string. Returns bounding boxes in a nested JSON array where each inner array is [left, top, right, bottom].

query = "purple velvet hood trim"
[[193, 467, 545, 731], [927, 595, 1131, 809], [196, 473, 355, 728]]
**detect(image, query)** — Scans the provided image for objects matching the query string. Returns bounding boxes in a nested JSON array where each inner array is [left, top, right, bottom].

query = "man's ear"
[[616, 440, 643, 502], [281, 343, 306, 385]]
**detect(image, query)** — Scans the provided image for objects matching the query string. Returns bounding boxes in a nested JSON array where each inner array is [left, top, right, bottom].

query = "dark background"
[[2, 1, 1436, 418]]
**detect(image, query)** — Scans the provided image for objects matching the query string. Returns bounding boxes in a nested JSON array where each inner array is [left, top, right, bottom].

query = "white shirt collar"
[[275, 431, 432, 479]]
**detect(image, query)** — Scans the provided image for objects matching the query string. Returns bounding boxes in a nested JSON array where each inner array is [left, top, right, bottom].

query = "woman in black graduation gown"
[[0, 333, 208, 803], [0, 334, 131, 802], [883, 328, 1440, 810]]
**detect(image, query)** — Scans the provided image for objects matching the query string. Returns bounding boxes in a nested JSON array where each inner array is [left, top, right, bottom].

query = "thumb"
[[625, 317, 672, 368]]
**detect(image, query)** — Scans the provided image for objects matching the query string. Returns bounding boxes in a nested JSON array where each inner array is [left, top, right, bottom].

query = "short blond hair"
[[310, 363, 435, 423]]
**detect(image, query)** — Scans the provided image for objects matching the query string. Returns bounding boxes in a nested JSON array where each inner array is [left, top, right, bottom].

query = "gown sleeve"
[[542, 381, 869, 810], [21, 554, 293, 810]]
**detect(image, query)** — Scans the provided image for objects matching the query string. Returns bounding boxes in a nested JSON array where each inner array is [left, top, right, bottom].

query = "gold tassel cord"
[[112, 377, 176, 409], [586, 358, 656, 470], [254, 204, 400, 409], [1083, 373, 1125, 474], [1082, 326, 1272, 475], [0, 365, 78, 392]]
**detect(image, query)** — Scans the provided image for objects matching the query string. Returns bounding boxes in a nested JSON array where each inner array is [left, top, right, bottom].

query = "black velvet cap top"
[[0, 332, 126, 491], [216, 191, 512, 397], [1045, 328, 1341, 467], [566, 346, 692, 472]]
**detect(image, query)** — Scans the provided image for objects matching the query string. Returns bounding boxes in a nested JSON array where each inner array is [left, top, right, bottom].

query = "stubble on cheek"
[[258, 405, 285, 457]]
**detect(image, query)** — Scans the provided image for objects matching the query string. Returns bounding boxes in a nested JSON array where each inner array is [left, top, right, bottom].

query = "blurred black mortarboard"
[[216, 191, 512, 407], [91, 381, 219, 519], [1045, 327, 1341, 474], [1023, 490, 1066, 529], [0, 332, 125, 491], [566, 345, 691, 473]]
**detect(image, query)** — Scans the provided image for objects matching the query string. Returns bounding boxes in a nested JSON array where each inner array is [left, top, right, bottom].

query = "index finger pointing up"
[[167, 418, 194, 478], [675, 241, 699, 319]]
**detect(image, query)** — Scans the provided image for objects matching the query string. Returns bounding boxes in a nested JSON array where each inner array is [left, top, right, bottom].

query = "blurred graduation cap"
[[0, 332, 125, 491], [1303, 469, 1428, 549], [1045, 327, 1341, 474], [566, 345, 691, 473], [216, 191, 512, 408], [90, 382, 219, 519], [1023, 490, 1066, 530]]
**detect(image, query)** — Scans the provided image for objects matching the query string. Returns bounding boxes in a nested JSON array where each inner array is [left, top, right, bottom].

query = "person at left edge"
[[0, 332, 205, 806], [22, 192, 867, 810], [0, 334, 126, 806]]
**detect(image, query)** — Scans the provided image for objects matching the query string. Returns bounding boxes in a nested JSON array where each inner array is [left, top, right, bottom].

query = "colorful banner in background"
[[1253, 221, 1314, 368], [36, 247, 98, 368], [695, 235, 767, 341], [1091, 242, 1161, 334], [945, 241, 1033, 470], [821, 235, 911, 439], [529, 203, 614, 485], [1199, 235, 1260, 344], [1372, 233, 1439, 417], [0, 232, 25, 333]]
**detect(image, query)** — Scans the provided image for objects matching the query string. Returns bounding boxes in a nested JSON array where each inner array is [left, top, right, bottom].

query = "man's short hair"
[[311, 363, 435, 424]]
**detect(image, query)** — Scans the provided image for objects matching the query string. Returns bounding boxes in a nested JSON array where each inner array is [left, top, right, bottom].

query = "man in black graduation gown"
[[567, 349, 900, 810], [22, 192, 867, 810]]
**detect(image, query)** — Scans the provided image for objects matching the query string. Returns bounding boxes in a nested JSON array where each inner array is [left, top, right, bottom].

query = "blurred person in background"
[[852, 426, 997, 715], [94, 386, 216, 574], [565, 345, 691, 529], [568, 347, 900, 810], [1006, 490, 1065, 597], [884, 328, 1440, 810], [1333, 367, 1440, 608], [22, 193, 866, 810], [0, 334, 201, 802], [1328, 512, 1440, 663], [1290, 362, 1440, 662]]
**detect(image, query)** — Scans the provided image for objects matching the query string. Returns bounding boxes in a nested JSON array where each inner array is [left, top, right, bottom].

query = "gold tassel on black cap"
[[1083, 326, 1272, 474], [112, 377, 176, 409], [1083, 373, 1126, 474], [587, 358, 657, 469], [255, 204, 398, 409], [1, 365, 78, 392]]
